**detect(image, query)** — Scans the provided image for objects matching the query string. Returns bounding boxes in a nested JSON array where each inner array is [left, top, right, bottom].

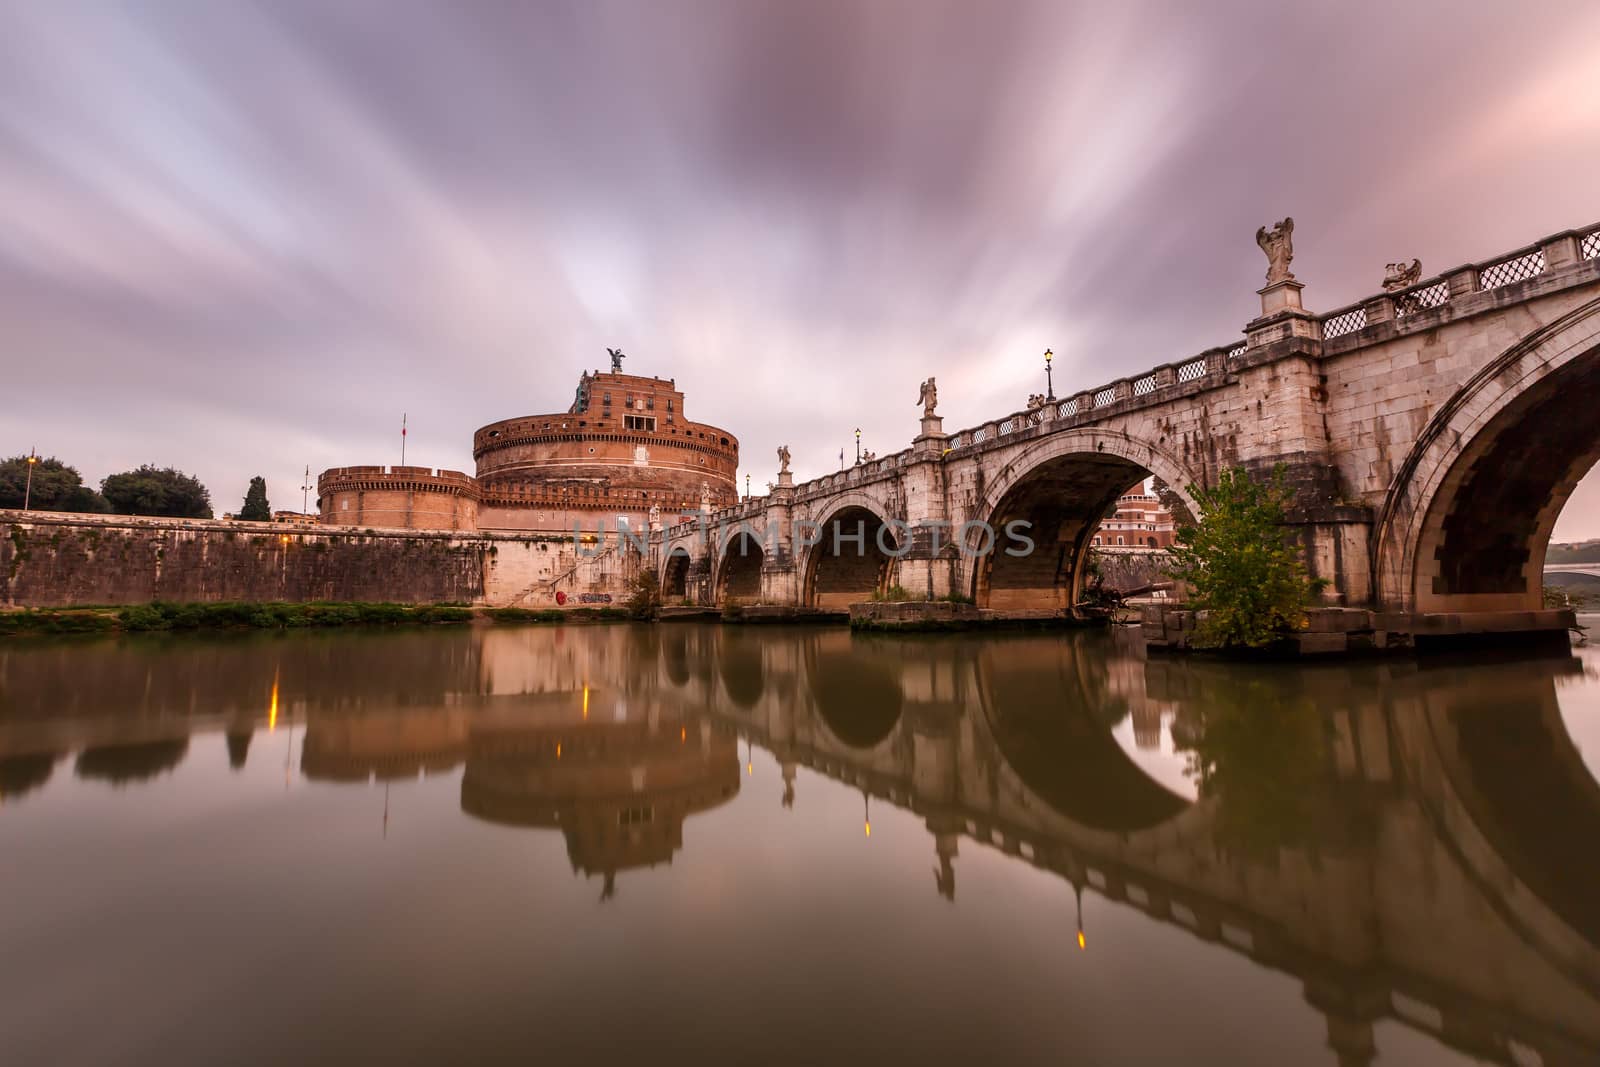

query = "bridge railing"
[[941, 340, 1244, 457], [1321, 221, 1600, 341]]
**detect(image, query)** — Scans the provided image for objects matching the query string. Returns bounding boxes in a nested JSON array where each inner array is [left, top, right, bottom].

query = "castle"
[[317, 360, 740, 534]]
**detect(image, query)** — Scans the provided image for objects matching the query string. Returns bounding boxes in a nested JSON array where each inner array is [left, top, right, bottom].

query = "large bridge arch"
[[800, 493, 902, 608], [1374, 296, 1600, 613], [714, 529, 767, 604], [660, 547, 692, 601], [966, 430, 1203, 611]]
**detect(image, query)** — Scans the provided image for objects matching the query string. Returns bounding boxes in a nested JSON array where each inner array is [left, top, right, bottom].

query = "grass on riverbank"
[[1, 601, 475, 635], [0, 601, 640, 635]]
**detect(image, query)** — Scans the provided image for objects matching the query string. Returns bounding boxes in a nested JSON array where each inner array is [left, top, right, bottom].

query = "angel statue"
[[1382, 259, 1422, 292], [1255, 218, 1295, 284], [917, 377, 938, 417], [606, 347, 626, 373], [777, 444, 792, 474]]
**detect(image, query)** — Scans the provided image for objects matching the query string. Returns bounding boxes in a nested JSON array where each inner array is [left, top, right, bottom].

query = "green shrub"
[[1167, 466, 1328, 649]]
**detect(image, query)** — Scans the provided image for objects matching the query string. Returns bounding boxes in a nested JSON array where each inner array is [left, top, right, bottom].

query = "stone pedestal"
[[914, 414, 946, 455], [1258, 277, 1305, 316]]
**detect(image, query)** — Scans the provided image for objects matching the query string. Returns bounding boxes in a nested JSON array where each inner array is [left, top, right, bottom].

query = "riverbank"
[[0, 601, 635, 636]]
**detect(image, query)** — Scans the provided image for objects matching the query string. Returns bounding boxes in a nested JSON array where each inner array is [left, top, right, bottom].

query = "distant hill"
[[1546, 540, 1600, 564]]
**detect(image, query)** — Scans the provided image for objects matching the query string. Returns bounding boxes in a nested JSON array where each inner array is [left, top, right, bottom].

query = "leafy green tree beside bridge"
[[1167, 466, 1326, 649]]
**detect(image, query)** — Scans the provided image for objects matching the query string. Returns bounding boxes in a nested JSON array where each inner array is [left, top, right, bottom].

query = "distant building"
[[1091, 481, 1176, 549]]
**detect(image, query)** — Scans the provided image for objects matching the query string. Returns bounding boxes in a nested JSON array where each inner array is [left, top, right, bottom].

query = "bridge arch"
[[1375, 295, 1600, 612], [801, 493, 903, 608], [714, 528, 767, 604], [660, 547, 692, 600], [966, 430, 1203, 611]]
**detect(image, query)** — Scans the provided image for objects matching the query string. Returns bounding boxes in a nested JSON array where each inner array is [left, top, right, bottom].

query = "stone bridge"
[[659, 221, 1600, 633]]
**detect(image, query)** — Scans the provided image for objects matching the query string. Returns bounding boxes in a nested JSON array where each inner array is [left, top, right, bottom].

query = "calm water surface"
[[2, 622, 1598, 1066]]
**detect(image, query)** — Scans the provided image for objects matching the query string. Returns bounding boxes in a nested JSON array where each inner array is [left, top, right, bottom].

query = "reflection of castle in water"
[[459, 690, 738, 895], [2, 625, 1599, 1064]]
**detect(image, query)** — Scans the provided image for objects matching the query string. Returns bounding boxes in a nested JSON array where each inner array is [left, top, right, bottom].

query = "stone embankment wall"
[[1091, 547, 1173, 593], [0, 511, 636, 609]]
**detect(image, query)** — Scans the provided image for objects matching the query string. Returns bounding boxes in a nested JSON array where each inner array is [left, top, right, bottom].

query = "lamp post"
[[300, 465, 314, 516], [855, 428, 861, 464], [745, 474, 750, 501], [1044, 348, 1055, 401], [22, 448, 39, 511]]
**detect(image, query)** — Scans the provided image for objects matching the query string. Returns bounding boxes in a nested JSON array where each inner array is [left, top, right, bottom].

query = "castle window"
[[646, 396, 655, 410], [603, 393, 611, 404], [667, 399, 674, 412], [625, 415, 656, 432]]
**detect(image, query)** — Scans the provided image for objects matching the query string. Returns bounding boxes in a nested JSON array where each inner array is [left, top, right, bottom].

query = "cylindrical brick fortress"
[[473, 371, 738, 532], [316, 367, 738, 534], [317, 466, 479, 531]]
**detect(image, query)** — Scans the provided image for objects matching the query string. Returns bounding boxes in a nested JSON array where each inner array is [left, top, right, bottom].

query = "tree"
[[1166, 465, 1326, 649], [238, 476, 271, 521], [0, 455, 109, 513], [625, 566, 662, 620], [100, 465, 213, 519]]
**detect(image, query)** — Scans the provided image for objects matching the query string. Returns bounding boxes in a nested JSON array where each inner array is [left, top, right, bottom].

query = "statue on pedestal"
[[699, 482, 711, 512], [777, 445, 791, 474], [1382, 259, 1422, 292], [917, 377, 938, 417], [1255, 218, 1296, 283], [606, 347, 626, 373]]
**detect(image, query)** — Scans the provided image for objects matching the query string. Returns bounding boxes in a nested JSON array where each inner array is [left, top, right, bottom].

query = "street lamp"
[[22, 448, 39, 511], [745, 473, 750, 500], [1044, 348, 1055, 401], [855, 427, 861, 464]]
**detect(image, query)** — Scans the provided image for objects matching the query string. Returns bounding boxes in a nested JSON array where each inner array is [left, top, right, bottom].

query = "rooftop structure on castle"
[[318, 358, 739, 533]]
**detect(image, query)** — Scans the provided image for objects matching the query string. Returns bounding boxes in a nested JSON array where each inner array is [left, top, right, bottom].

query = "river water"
[[1, 622, 1597, 1067]]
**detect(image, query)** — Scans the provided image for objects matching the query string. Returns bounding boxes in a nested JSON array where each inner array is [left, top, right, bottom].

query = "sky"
[[2, 1, 1599, 533]]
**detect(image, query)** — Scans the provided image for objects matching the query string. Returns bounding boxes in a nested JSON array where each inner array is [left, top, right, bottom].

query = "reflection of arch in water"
[[1402, 662, 1600, 974], [662, 627, 692, 687], [975, 635, 1188, 832], [804, 631, 905, 749], [74, 737, 191, 786], [717, 629, 766, 710]]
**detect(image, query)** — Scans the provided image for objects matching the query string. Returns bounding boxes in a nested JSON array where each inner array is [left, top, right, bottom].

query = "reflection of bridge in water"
[[652, 626, 1600, 1067], [2, 626, 1598, 1065]]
